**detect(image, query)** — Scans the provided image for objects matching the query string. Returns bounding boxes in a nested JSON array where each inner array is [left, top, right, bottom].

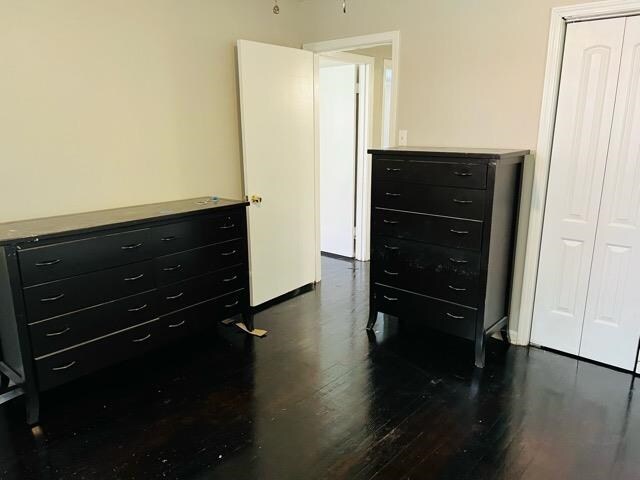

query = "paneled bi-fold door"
[[532, 16, 640, 372]]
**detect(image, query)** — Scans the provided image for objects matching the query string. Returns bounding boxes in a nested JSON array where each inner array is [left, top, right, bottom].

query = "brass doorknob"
[[250, 195, 263, 204]]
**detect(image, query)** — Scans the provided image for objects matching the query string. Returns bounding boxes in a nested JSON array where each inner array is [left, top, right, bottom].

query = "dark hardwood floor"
[[1, 255, 639, 479]]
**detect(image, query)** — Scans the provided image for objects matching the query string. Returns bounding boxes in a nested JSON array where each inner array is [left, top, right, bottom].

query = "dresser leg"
[[25, 390, 40, 426], [366, 309, 378, 331], [500, 326, 510, 344], [242, 311, 255, 332], [474, 333, 486, 369]]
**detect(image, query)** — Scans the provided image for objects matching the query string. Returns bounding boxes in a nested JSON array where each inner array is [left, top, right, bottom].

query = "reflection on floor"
[[1, 255, 639, 479]]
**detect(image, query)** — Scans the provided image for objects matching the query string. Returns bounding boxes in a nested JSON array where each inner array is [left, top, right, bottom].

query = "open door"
[[237, 40, 316, 307]]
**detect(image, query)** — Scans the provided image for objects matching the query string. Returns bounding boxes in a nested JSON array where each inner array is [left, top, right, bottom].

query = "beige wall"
[[349, 46, 392, 149], [0, 0, 302, 222], [297, 0, 600, 335], [298, 0, 600, 150]]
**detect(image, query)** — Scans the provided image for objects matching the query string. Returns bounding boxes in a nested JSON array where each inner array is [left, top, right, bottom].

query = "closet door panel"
[[531, 18, 625, 354], [580, 16, 640, 370]]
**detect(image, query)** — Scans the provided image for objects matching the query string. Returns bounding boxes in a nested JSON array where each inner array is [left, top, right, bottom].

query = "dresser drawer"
[[23, 261, 155, 322], [373, 209, 483, 251], [158, 265, 247, 314], [374, 285, 477, 341], [29, 290, 159, 358], [159, 289, 247, 334], [19, 229, 152, 287], [372, 182, 486, 220], [155, 239, 245, 286], [373, 158, 487, 189], [373, 237, 481, 306], [152, 211, 245, 256], [35, 318, 163, 391]]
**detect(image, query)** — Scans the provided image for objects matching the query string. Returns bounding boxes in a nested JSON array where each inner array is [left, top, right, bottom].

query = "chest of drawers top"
[[368, 146, 529, 160]]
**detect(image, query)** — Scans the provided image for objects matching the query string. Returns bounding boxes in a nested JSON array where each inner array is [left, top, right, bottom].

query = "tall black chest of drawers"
[[0, 197, 250, 424], [367, 147, 528, 368]]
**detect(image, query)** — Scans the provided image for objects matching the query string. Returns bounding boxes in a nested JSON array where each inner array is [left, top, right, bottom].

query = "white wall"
[[0, 0, 302, 222]]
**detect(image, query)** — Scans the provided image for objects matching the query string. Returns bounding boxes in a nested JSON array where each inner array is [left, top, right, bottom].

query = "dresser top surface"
[[368, 146, 530, 159], [0, 197, 248, 246]]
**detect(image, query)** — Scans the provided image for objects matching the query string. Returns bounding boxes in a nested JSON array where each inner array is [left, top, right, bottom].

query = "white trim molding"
[[516, 0, 640, 346]]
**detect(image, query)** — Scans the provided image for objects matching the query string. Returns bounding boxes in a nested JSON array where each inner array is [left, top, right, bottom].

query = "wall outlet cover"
[[398, 130, 408, 146]]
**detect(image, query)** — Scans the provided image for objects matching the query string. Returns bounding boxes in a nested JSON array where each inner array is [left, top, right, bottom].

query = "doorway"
[[305, 32, 399, 272], [319, 53, 372, 259], [236, 33, 399, 307]]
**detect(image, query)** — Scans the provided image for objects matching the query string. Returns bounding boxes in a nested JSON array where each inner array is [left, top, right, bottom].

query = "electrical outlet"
[[398, 130, 408, 146]]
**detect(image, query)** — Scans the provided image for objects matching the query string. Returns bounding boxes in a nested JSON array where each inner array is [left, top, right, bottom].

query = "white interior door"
[[579, 16, 640, 370], [237, 40, 316, 307], [531, 18, 625, 354], [319, 63, 357, 257]]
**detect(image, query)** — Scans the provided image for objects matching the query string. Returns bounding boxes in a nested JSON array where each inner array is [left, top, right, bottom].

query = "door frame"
[[303, 31, 400, 279], [516, 0, 640, 346]]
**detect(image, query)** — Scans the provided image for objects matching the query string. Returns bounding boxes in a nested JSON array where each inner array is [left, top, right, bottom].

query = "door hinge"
[[355, 82, 360, 94], [353, 226, 357, 239]]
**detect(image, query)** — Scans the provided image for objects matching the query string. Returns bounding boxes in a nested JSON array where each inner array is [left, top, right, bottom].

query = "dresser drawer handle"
[[449, 257, 469, 264], [128, 304, 148, 312], [453, 199, 473, 205], [453, 171, 472, 177], [163, 264, 182, 272], [383, 245, 400, 251], [383, 295, 398, 302], [219, 224, 236, 230], [449, 229, 470, 235], [221, 250, 237, 256], [225, 300, 240, 308], [223, 275, 239, 282], [45, 327, 71, 337], [40, 293, 65, 303], [35, 259, 61, 267], [132, 334, 152, 343], [124, 273, 145, 282], [383, 220, 399, 225], [161, 236, 176, 242], [168, 320, 186, 328], [121, 243, 143, 250], [384, 270, 399, 276], [446, 312, 465, 320], [385, 168, 402, 172], [52, 361, 76, 371], [385, 192, 401, 197], [448, 285, 467, 292], [166, 292, 184, 300]]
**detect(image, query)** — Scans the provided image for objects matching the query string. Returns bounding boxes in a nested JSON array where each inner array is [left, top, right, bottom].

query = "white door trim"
[[517, 0, 640, 346], [304, 32, 400, 277]]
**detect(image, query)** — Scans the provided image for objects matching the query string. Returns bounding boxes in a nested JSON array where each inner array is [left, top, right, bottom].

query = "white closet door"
[[580, 17, 640, 370], [531, 18, 625, 354]]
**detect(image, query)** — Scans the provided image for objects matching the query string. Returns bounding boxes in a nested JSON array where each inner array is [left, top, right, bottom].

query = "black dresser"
[[367, 147, 528, 367], [0, 197, 250, 424]]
